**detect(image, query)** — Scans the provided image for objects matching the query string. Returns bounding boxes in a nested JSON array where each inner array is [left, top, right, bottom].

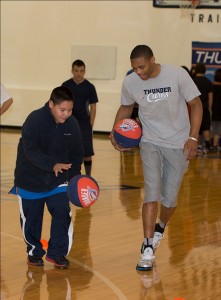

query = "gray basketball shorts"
[[140, 142, 189, 208]]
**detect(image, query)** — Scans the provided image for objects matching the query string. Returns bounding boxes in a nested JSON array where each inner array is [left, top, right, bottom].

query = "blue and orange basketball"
[[67, 175, 99, 208], [114, 118, 142, 148]]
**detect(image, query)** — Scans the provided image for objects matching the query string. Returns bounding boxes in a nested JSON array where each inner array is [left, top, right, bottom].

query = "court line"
[[1, 232, 128, 300], [68, 257, 128, 300]]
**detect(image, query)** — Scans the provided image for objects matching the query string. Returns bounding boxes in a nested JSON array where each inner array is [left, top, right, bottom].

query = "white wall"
[[1, 1, 220, 131]]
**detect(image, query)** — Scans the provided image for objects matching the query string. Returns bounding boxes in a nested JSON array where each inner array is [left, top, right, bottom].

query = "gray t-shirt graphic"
[[121, 64, 200, 149]]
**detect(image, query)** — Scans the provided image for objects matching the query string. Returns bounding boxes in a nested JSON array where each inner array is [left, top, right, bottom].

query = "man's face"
[[72, 65, 85, 83], [49, 100, 73, 124], [131, 56, 155, 80]]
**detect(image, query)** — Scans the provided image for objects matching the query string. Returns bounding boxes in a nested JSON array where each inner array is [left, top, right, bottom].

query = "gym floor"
[[1, 129, 221, 300]]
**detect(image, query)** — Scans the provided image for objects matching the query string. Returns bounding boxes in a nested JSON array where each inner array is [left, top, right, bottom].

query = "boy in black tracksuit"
[[11, 86, 84, 267]]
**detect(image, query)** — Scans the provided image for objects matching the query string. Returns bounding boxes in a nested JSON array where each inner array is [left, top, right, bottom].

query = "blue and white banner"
[[192, 41, 221, 82]]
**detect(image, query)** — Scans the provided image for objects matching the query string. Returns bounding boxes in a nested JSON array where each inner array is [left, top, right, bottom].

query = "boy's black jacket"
[[14, 102, 84, 192]]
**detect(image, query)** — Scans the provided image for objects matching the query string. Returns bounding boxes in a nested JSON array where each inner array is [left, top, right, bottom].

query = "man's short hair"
[[72, 59, 85, 68], [195, 63, 206, 75], [130, 45, 154, 60]]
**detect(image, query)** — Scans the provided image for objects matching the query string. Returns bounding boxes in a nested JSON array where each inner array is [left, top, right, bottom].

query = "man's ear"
[[150, 56, 155, 63]]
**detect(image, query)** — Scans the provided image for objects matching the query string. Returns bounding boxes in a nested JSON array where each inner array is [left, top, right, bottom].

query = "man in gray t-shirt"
[[110, 45, 203, 272]]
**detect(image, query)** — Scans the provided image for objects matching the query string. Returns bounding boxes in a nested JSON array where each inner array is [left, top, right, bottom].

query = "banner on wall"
[[192, 41, 221, 82]]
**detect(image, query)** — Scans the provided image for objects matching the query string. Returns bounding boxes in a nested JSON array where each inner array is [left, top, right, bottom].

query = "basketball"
[[67, 175, 99, 208], [114, 118, 142, 148]]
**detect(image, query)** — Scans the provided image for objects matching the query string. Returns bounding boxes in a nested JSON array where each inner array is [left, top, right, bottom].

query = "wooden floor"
[[1, 128, 221, 300]]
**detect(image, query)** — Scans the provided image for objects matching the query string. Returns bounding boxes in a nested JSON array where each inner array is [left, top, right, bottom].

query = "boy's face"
[[49, 100, 73, 124], [72, 65, 85, 83]]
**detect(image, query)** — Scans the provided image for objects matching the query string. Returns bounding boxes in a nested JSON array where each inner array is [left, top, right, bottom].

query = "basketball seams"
[[114, 118, 142, 148]]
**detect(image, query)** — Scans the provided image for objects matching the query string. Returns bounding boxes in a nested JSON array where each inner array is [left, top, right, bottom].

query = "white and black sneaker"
[[136, 246, 155, 271], [153, 232, 163, 253]]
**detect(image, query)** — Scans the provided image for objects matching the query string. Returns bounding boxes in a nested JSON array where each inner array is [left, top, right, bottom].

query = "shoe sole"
[[27, 260, 44, 267], [136, 265, 152, 271], [46, 256, 69, 268]]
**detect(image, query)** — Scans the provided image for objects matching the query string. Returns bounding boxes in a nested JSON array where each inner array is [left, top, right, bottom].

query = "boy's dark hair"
[[214, 68, 221, 82], [195, 63, 206, 75], [50, 86, 74, 104], [130, 45, 154, 60], [72, 59, 85, 68]]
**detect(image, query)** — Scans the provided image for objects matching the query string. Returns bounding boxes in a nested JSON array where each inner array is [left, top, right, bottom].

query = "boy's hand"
[[53, 163, 72, 177]]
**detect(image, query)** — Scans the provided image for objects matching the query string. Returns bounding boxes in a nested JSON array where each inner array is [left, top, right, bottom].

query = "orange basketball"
[[114, 118, 142, 148]]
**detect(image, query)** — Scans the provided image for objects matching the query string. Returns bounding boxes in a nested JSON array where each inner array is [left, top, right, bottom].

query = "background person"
[[62, 60, 98, 176], [193, 63, 213, 153], [211, 68, 221, 152], [0, 83, 13, 116]]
